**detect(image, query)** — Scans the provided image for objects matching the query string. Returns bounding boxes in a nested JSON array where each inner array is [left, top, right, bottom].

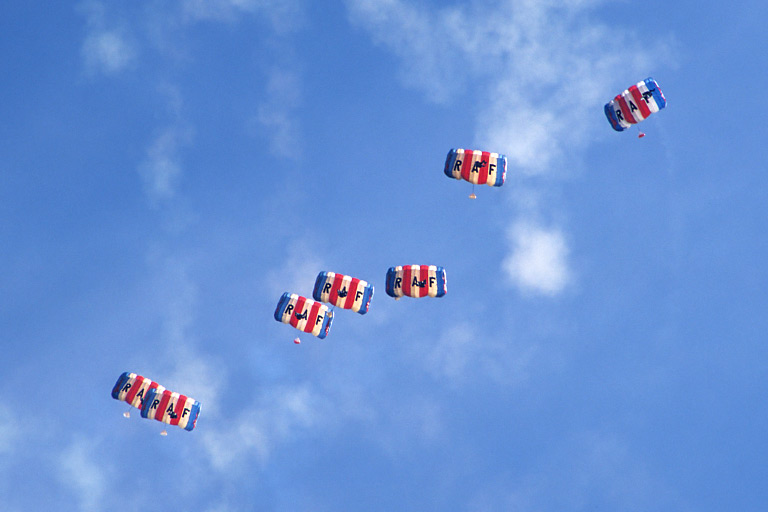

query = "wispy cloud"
[[79, 1, 136, 75], [80, 0, 305, 198], [254, 68, 303, 158], [165, 346, 226, 418], [266, 238, 325, 297], [142, 254, 228, 408], [82, 30, 136, 74], [201, 383, 326, 471], [503, 220, 571, 296], [125, 78, 190, 210], [138, 124, 193, 205], [181, 0, 305, 31], [418, 322, 538, 387], [0, 402, 19, 456], [463, 430, 677, 510], [346, 0, 669, 172], [58, 438, 109, 512], [146, 254, 198, 345], [344, 0, 463, 103]]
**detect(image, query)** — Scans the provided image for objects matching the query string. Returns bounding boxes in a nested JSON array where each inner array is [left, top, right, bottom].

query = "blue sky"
[[2, 0, 767, 510]]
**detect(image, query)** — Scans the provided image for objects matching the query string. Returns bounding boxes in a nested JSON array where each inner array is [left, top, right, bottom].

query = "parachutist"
[[160, 430, 168, 436], [123, 411, 130, 418], [469, 193, 476, 199], [294, 338, 301, 344]]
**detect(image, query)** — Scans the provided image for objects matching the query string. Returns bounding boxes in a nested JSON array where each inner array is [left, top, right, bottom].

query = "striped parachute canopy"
[[274, 292, 334, 338], [444, 148, 506, 187], [111, 372, 165, 412], [385, 265, 447, 299], [605, 77, 666, 131], [312, 271, 374, 314], [141, 388, 201, 432]]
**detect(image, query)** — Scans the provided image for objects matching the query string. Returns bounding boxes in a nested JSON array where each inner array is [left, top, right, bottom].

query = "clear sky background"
[[2, 1, 767, 510]]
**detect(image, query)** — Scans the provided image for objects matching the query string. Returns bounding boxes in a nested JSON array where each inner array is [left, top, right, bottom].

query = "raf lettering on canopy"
[[643, 89, 655, 101], [471, 160, 486, 173], [616, 87, 656, 120]]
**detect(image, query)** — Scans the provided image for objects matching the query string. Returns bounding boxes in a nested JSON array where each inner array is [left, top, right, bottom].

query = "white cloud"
[[426, 323, 476, 380], [181, 0, 304, 31], [58, 438, 109, 512], [503, 221, 571, 295], [463, 429, 674, 511], [138, 125, 193, 204], [79, 0, 305, 190], [201, 384, 326, 471], [142, 254, 227, 410], [368, 394, 447, 459], [266, 239, 325, 297], [256, 106, 298, 157], [0, 403, 19, 456], [146, 254, 198, 344], [345, 0, 463, 103], [82, 30, 136, 74], [78, 1, 136, 75], [420, 322, 538, 387], [165, 346, 226, 418], [208, 381, 445, 466], [345, 0, 672, 172], [253, 68, 303, 158]]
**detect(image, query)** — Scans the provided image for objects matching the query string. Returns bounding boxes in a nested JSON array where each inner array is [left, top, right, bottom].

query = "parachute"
[[385, 265, 447, 299], [444, 149, 507, 188], [111, 372, 165, 413], [312, 271, 374, 314], [141, 388, 201, 432], [112, 372, 200, 432], [274, 292, 334, 338], [605, 77, 666, 132]]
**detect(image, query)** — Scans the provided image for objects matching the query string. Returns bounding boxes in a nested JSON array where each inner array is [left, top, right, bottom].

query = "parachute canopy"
[[312, 271, 374, 314], [111, 372, 165, 411], [605, 77, 666, 131], [141, 388, 201, 432], [444, 149, 506, 187], [274, 292, 334, 338], [386, 265, 447, 299]]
